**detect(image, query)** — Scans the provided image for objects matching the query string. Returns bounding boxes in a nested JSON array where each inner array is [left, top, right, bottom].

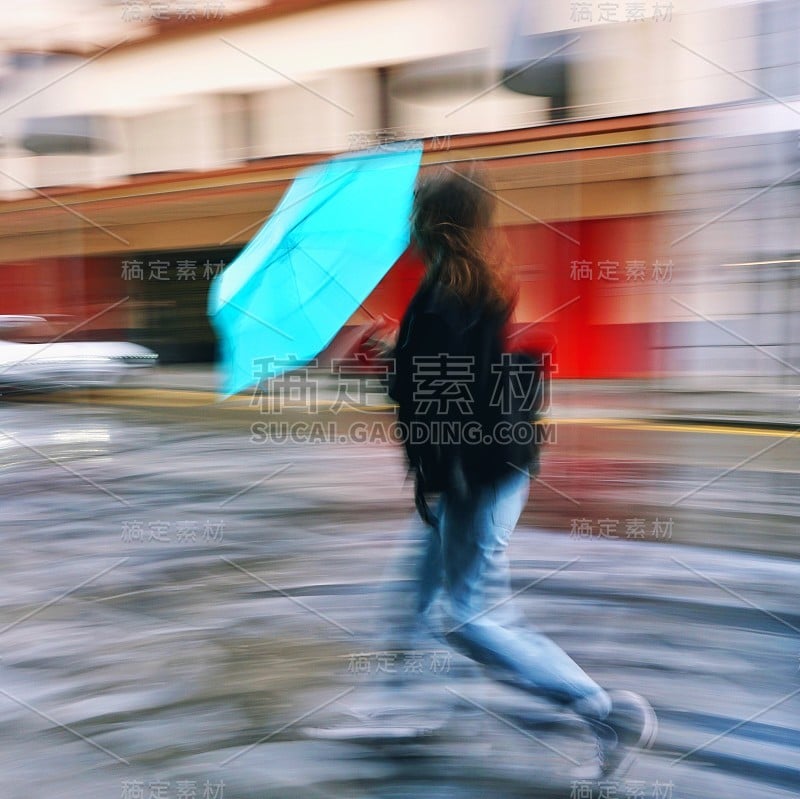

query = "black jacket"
[[389, 282, 540, 499]]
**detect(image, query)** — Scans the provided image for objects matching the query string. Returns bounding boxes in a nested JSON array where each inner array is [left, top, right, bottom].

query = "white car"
[[0, 316, 157, 392]]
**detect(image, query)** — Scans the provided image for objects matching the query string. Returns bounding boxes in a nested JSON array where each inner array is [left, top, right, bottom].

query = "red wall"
[[0, 214, 660, 376], [505, 216, 657, 378]]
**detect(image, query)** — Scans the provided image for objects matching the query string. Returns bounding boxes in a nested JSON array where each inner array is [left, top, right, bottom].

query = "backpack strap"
[[414, 469, 439, 529]]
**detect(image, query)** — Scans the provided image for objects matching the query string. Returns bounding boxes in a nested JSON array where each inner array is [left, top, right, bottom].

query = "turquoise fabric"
[[208, 142, 422, 396]]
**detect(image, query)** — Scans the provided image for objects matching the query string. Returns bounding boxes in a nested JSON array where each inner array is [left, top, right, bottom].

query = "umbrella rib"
[[271, 165, 360, 248], [284, 245, 327, 348], [282, 149, 419, 244], [298, 244, 378, 322], [227, 298, 294, 341], [244, 167, 361, 305], [269, 163, 354, 227], [220, 165, 359, 304]]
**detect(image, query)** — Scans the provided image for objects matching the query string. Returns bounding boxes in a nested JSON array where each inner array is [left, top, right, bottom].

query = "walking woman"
[[387, 164, 657, 778]]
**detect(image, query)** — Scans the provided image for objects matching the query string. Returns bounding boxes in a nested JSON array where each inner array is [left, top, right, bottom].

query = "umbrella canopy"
[[208, 142, 423, 396]]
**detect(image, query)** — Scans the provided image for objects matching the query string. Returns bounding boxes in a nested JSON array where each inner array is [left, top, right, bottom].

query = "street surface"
[[0, 399, 798, 798]]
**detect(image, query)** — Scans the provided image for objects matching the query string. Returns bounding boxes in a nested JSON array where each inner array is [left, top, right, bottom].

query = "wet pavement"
[[0, 400, 798, 798]]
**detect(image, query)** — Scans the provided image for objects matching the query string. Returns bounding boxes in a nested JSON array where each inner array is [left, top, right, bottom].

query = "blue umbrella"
[[208, 142, 423, 396]]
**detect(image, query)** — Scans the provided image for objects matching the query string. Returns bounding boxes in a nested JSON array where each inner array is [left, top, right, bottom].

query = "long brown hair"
[[411, 163, 517, 319]]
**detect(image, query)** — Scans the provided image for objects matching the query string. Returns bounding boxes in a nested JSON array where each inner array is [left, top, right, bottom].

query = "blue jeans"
[[410, 469, 610, 719]]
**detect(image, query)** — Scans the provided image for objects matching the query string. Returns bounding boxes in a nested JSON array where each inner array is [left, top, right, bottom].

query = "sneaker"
[[594, 690, 658, 778]]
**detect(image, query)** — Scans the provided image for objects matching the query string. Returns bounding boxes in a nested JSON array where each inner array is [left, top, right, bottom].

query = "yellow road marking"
[[558, 418, 799, 438]]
